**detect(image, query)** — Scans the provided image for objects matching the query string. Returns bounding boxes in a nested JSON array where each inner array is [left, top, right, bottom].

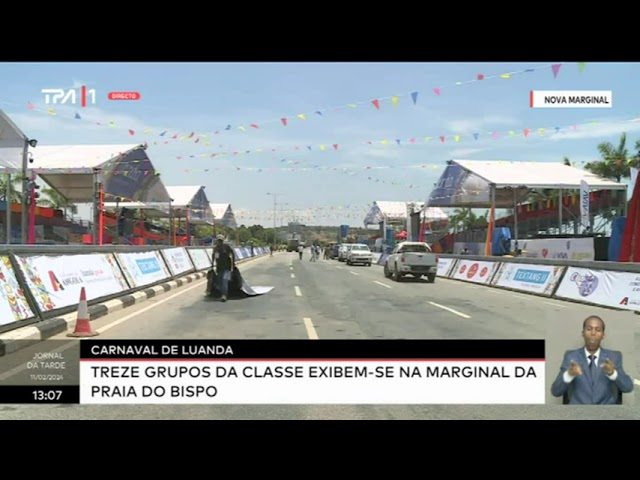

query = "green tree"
[[38, 187, 78, 217], [583, 132, 638, 182]]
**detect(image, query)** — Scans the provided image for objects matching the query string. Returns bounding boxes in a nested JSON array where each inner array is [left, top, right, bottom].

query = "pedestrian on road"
[[213, 234, 235, 302]]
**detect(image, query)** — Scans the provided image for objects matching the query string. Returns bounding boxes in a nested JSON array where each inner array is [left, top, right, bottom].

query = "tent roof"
[[28, 143, 158, 203], [364, 201, 448, 226], [166, 185, 203, 208], [426, 159, 627, 209], [209, 203, 230, 219], [453, 159, 626, 189], [209, 202, 237, 228]]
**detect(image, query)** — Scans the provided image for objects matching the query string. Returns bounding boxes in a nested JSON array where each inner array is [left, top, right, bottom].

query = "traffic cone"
[[67, 287, 99, 337]]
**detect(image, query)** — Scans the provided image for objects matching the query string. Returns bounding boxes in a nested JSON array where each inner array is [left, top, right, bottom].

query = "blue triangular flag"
[[74, 113, 81, 119], [315, 111, 323, 115], [225, 125, 231, 130], [410, 92, 418, 104], [473, 133, 479, 140], [396, 139, 401, 145], [159, 131, 167, 136], [307, 146, 312, 150]]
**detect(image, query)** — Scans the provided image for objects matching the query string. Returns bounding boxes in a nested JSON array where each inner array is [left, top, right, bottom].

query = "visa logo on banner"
[[136, 258, 160, 274], [514, 269, 550, 284]]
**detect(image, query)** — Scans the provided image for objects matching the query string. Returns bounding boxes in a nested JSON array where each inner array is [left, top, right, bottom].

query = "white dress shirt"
[[563, 347, 618, 383]]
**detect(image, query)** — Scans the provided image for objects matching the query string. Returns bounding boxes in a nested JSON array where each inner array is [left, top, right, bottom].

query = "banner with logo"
[[160, 247, 194, 276], [115, 250, 172, 288], [436, 257, 457, 277], [15, 253, 130, 313], [491, 262, 565, 296], [512, 238, 594, 261], [187, 248, 212, 271], [451, 259, 499, 284], [580, 180, 590, 230], [0, 255, 36, 325], [554, 267, 640, 310]]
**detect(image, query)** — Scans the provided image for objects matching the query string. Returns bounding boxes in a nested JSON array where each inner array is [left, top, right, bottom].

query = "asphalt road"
[[2, 252, 639, 420]]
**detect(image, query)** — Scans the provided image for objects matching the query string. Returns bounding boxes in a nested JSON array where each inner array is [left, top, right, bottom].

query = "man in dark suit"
[[551, 315, 634, 405]]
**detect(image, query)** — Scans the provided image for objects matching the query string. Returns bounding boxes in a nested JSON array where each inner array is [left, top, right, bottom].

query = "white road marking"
[[373, 281, 392, 289], [542, 300, 567, 308], [303, 317, 319, 340], [335, 266, 343, 269], [291, 273, 295, 278], [428, 301, 471, 319], [349, 271, 360, 276], [294, 286, 302, 296]]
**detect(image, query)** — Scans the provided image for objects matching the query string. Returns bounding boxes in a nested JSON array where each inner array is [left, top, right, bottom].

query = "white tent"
[[165, 185, 214, 224], [427, 159, 626, 209], [364, 201, 447, 226], [210, 203, 237, 229]]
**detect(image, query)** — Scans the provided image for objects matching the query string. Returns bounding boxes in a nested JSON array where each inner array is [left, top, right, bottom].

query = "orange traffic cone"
[[67, 287, 99, 337]]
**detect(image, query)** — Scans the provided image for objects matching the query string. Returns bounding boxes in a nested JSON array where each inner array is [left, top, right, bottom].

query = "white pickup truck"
[[383, 241, 438, 282]]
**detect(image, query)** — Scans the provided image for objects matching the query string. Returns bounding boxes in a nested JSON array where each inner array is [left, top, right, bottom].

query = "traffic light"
[[27, 180, 40, 203]]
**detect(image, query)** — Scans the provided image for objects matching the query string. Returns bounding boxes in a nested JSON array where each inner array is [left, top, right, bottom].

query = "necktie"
[[589, 355, 596, 383]]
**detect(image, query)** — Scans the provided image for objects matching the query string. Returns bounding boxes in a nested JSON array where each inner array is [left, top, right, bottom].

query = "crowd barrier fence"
[[0, 244, 271, 335]]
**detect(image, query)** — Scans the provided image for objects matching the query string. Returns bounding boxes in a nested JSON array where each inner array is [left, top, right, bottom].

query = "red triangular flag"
[[250, 124, 259, 129], [439, 136, 445, 143], [333, 144, 338, 150], [523, 129, 530, 137], [477, 74, 484, 80], [551, 64, 562, 78], [371, 99, 380, 109], [128, 129, 135, 136], [281, 118, 288, 126]]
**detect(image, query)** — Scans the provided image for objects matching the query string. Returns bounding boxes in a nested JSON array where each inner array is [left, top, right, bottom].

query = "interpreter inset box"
[[546, 312, 635, 406]]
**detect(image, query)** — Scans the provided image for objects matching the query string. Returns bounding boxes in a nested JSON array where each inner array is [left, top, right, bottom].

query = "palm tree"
[[38, 187, 78, 218], [583, 132, 637, 182], [0, 175, 25, 203]]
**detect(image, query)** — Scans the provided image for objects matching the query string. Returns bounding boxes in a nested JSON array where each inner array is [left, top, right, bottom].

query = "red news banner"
[[74, 340, 545, 405]]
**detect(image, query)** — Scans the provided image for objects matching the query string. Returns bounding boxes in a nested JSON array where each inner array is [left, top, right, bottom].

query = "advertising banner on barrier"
[[554, 267, 640, 310], [206, 249, 213, 261], [513, 238, 594, 261], [0, 256, 36, 325], [116, 251, 172, 289], [436, 258, 457, 277], [188, 249, 212, 271], [491, 263, 565, 296], [451, 260, 499, 284], [16, 253, 130, 313], [161, 247, 194, 276]]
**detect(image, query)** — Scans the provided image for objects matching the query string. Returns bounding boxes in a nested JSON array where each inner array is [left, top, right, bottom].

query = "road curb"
[[0, 254, 266, 357]]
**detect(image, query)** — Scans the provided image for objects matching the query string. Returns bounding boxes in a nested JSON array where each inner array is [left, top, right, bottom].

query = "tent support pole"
[[622, 188, 628, 217], [5, 172, 11, 244], [513, 188, 518, 247], [558, 188, 563, 234]]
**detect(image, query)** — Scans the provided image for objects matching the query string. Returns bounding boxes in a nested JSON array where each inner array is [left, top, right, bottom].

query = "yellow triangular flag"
[[238, 126, 246, 131], [347, 104, 357, 108], [391, 96, 399, 106], [144, 129, 151, 134], [539, 128, 545, 136], [48, 108, 56, 115], [109, 121, 115, 127], [320, 145, 326, 150], [454, 135, 461, 142], [500, 73, 511, 79], [380, 140, 389, 145], [297, 114, 306, 120]]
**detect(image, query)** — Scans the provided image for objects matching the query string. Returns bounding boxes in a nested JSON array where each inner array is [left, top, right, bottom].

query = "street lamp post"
[[267, 192, 283, 246]]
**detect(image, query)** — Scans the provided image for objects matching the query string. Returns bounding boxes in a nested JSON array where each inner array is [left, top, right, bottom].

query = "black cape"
[[205, 266, 274, 299]]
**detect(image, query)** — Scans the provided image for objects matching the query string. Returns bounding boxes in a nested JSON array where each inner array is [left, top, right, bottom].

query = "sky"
[[0, 61, 639, 227]]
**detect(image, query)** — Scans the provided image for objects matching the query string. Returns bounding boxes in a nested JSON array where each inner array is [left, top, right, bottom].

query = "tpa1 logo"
[[41, 86, 96, 107]]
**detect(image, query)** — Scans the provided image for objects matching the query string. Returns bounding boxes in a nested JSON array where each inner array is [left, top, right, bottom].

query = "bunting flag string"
[[66, 114, 639, 164], [11, 62, 582, 145]]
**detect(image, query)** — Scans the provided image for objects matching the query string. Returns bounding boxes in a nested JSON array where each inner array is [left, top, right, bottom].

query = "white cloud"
[[547, 120, 640, 141], [446, 114, 520, 134], [448, 147, 489, 157]]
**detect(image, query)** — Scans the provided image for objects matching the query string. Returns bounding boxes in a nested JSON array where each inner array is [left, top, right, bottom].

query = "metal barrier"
[[0, 244, 270, 335]]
